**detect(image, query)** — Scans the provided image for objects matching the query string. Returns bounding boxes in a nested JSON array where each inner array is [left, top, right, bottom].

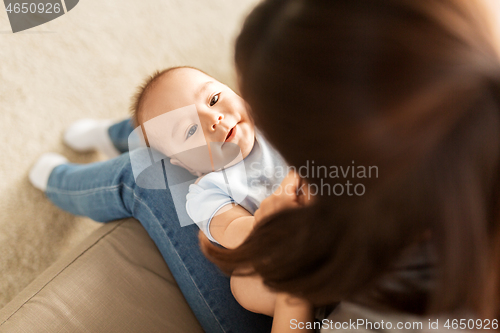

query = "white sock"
[[63, 119, 120, 159], [29, 153, 68, 191]]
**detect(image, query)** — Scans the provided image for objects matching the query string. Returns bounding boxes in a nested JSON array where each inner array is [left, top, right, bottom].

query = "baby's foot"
[[29, 153, 68, 191], [63, 119, 120, 158]]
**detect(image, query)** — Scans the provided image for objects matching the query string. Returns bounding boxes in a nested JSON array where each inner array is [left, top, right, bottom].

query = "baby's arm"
[[209, 203, 255, 249], [222, 172, 315, 328]]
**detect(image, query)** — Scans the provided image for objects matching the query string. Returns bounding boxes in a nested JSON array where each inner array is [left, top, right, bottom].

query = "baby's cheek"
[[151, 141, 171, 157]]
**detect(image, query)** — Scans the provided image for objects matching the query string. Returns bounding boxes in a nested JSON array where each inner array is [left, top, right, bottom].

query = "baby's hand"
[[254, 171, 302, 224]]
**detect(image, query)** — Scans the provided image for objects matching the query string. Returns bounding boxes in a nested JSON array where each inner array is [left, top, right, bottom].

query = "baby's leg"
[[45, 153, 139, 221], [107, 118, 135, 153], [231, 273, 277, 317], [64, 118, 135, 158]]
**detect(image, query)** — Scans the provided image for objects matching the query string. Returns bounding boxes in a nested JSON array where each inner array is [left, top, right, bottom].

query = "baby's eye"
[[186, 124, 198, 139], [209, 93, 220, 107]]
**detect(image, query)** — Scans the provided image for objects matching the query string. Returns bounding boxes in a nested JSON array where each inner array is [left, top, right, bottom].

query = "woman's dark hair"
[[201, 0, 500, 317]]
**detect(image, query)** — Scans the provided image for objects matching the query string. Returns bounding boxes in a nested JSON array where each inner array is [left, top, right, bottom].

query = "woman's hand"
[[254, 171, 303, 225]]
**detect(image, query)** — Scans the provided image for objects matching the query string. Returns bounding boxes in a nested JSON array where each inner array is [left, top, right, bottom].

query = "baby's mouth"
[[225, 127, 235, 142]]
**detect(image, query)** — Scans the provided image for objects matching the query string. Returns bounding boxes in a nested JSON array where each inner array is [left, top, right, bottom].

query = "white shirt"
[[186, 131, 288, 244]]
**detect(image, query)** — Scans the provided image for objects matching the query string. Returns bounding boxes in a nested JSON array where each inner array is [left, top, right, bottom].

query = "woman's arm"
[[230, 273, 276, 316], [230, 272, 315, 332], [272, 293, 315, 333]]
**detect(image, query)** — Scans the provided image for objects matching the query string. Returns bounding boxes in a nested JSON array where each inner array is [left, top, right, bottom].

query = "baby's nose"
[[210, 114, 224, 131]]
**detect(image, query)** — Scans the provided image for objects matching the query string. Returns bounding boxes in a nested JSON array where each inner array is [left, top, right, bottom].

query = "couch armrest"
[[0, 219, 203, 333]]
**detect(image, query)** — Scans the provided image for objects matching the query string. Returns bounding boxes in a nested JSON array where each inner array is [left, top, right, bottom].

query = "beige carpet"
[[0, 0, 259, 308]]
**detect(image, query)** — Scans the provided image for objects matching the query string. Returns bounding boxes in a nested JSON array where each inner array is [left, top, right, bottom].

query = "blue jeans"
[[45, 118, 273, 333]]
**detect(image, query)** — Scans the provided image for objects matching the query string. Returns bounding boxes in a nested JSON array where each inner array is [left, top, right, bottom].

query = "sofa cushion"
[[0, 219, 203, 333]]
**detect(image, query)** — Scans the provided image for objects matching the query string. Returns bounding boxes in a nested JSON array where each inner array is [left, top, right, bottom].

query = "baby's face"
[[141, 68, 255, 175]]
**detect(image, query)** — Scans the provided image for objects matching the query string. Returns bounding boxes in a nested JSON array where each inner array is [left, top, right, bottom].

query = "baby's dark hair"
[[129, 66, 206, 128]]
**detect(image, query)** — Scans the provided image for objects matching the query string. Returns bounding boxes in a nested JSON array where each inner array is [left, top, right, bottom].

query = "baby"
[[131, 66, 288, 250]]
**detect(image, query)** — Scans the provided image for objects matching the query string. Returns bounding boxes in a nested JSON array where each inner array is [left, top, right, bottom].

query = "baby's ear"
[[169, 158, 203, 177]]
